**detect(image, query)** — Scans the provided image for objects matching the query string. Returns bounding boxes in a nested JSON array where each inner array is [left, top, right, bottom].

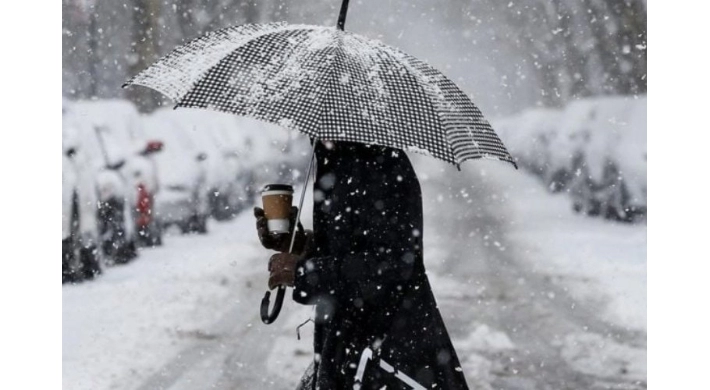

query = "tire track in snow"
[[136, 161, 646, 390], [135, 263, 311, 390], [133, 267, 269, 390], [421, 161, 646, 389]]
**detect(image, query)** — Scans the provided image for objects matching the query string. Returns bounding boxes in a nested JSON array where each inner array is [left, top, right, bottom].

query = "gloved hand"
[[268, 252, 301, 290], [254, 206, 312, 255]]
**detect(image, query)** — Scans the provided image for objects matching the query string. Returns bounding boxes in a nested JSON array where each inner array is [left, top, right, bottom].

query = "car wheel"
[[99, 198, 138, 264], [138, 221, 163, 247], [152, 222, 164, 246], [62, 238, 80, 283], [81, 245, 102, 280], [180, 221, 191, 234], [184, 215, 208, 234], [113, 237, 137, 264], [197, 215, 208, 234], [63, 193, 83, 284], [210, 192, 231, 221]]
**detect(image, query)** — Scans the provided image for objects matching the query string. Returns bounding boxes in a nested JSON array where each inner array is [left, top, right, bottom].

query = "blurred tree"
[[582, 0, 647, 96], [62, 0, 646, 112], [469, 0, 646, 106], [63, 0, 92, 98], [126, 0, 162, 112]]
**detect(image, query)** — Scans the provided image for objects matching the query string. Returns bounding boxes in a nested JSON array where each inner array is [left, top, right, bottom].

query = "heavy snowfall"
[[62, 0, 647, 389]]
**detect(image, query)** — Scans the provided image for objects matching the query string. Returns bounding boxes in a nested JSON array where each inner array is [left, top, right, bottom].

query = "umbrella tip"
[[336, 0, 350, 30]]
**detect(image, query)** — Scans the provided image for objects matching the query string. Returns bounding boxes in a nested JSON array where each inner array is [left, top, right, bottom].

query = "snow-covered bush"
[[494, 96, 647, 223]]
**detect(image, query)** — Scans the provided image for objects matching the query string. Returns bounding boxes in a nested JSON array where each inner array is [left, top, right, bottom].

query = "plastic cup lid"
[[261, 184, 294, 193]]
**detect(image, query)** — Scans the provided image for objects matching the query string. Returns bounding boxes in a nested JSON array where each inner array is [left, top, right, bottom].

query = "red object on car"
[[143, 140, 164, 155], [136, 184, 152, 227]]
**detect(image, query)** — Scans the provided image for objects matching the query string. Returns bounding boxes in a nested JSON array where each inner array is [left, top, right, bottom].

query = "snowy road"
[[63, 159, 646, 390], [419, 160, 646, 390]]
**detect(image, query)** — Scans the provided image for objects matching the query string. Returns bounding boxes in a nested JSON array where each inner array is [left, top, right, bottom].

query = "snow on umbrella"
[[124, 1, 516, 325], [123, 26, 516, 169]]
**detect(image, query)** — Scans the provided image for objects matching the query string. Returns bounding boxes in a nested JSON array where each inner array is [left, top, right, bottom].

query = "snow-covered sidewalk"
[[62, 214, 267, 389]]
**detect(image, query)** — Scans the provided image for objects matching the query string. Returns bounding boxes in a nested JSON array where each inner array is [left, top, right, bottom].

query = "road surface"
[[64, 161, 646, 389]]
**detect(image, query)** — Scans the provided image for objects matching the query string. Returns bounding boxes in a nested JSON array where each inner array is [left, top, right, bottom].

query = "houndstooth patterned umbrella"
[[125, 22, 516, 168]]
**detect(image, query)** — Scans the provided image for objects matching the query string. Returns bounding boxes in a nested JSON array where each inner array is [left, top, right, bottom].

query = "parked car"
[[172, 110, 244, 221], [566, 97, 647, 222], [206, 121, 253, 214], [62, 146, 103, 283], [232, 116, 312, 194], [130, 141, 164, 246], [144, 110, 210, 234], [63, 101, 142, 264], [494, 96, 647, 223], [75, 100, 167, 246], [143, 109, 310, 230]]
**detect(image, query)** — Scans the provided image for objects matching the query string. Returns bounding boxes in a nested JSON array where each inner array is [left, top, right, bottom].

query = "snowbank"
[[493, 96, 647, 222]]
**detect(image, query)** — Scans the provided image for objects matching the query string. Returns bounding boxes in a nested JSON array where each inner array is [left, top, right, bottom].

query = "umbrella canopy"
[[125, 22, 516, 168]]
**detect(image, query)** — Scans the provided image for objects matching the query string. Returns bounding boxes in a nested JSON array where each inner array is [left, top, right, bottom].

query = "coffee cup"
[[261, 184, 294, 234]]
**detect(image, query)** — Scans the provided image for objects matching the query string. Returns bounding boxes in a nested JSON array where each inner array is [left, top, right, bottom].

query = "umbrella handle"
[[261, 286, 286, 324], [261, 140, 317, 326]]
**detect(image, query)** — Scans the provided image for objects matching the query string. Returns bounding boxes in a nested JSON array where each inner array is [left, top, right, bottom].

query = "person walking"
[[255, 140, 469, 389]]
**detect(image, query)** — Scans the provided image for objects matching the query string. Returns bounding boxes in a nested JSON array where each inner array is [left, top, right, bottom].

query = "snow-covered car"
[[232, 117, 312, 196], [62, 146, 103, 283], [144, 111, 210, 234], [72, 100, 166, 246], [146, 109, 256, 221], [202, 125, 248, 220], [127, 140, 164, 246], [143, 109, 310, 227], [494, 96, 647, 223], [64, 101, 143, 264], [198, 114, 312, 206], [565, 97, 647, 222], [169, 110, 245, 221]]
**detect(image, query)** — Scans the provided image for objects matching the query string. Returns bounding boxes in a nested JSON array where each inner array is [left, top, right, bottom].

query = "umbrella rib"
[[129, 23, 317, 102], [311, 34, 348, 140], [393, 54, 465, 165], [386, 49, 511, 168], [173, 27, 315, 107], [367, 40, 457, 164], [173, 27, 343, 141]]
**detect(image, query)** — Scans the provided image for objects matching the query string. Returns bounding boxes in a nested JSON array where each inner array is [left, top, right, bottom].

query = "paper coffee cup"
[[261, 184, 294, 234]]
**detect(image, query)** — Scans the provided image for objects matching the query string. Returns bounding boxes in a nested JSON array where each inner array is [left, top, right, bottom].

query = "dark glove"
[[254, 206, 311, 254], [268, 252, 300, 290]]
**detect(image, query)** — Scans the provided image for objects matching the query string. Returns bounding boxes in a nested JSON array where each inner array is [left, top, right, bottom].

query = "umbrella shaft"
[[337, 0, 350, 30], [289, 138, 318, 254]]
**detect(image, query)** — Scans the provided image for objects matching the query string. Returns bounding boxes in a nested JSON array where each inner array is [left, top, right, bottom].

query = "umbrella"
[[124, 0, 516, 324]]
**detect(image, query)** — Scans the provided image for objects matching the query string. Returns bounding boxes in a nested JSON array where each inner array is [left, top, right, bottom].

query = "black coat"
[[293, 141, 469, 390]]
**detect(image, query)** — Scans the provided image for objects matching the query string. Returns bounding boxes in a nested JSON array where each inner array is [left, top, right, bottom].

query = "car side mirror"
[[196, 152, 208, 162], [224, 150, 239, 159], [106, 159, 126, 171], [142, 140, 164, 155]]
